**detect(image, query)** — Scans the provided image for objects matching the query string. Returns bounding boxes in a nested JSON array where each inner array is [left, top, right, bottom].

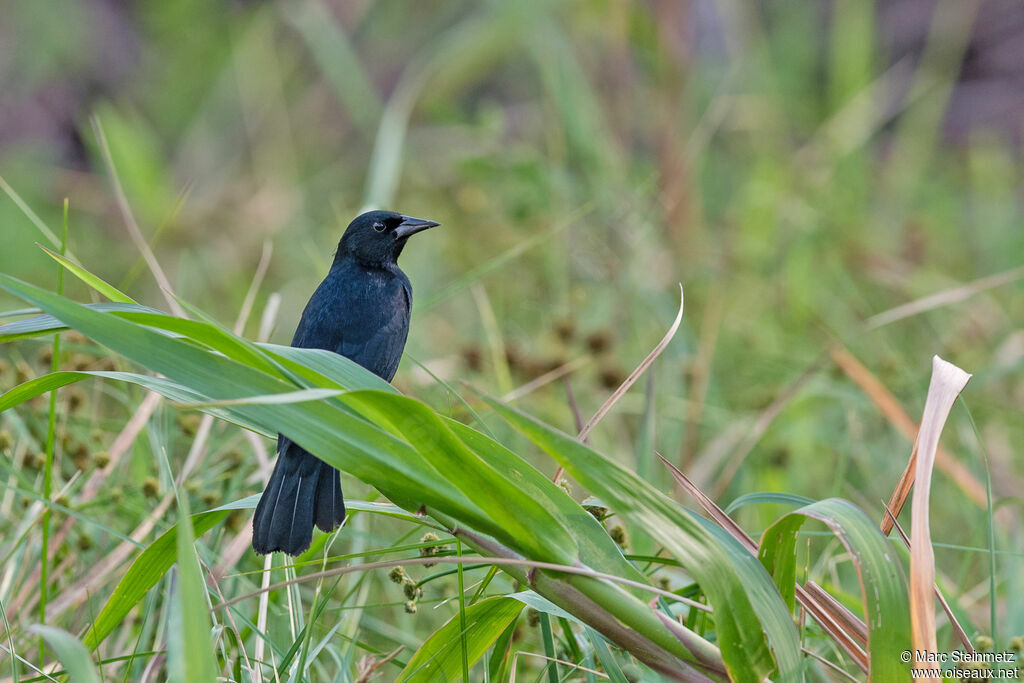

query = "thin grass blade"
[[28, 625, 101, 683]]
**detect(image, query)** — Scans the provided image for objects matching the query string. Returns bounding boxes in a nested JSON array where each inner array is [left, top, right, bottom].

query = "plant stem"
[[456, 537, 469, 681], [39, 199, 68, 659]]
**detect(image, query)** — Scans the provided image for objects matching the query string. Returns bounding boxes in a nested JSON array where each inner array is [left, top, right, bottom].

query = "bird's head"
[[336, 210, 440, 266]]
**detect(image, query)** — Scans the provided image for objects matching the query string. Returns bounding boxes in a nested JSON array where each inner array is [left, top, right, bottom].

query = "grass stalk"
[[38, 199, 68, 657], [539, 613, 558, 683], [961, 402, 999, 648], [455, 537, 469, 681]]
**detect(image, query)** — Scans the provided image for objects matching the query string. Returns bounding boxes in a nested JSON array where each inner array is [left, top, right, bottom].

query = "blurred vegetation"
[[1, 0, 1022, 680]]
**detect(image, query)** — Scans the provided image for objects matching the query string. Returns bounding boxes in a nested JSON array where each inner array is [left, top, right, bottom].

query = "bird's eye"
[[372, 222, 386, 232]]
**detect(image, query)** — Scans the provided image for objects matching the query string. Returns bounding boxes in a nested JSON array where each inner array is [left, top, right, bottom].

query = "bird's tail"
[[252, 442, 346, 556]]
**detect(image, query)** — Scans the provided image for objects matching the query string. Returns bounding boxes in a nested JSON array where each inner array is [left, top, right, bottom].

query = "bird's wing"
[[337, 280, 410, 381], [292, 272, 411, 382]]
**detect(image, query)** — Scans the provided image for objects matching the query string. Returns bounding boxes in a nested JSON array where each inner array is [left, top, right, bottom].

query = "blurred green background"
[[1, 0, 1022, 676]]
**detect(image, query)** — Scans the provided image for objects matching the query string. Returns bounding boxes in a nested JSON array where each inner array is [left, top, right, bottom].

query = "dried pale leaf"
[[502, 357, 589, 402], [883, 506, 973, 652], [800, 582, 867, 648], [865, 265, 1024, 329], [794, 585, 868, 671], [657, 453, 755, 554], [91, 115, 185, 317], [829, 345, 986, 530], [579, 284, 684, 440], [909, 356, 971, 670], [553, 285, 683, 482]]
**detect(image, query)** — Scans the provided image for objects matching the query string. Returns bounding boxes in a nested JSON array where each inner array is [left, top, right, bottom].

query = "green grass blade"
[[116, 310, 287, 378], [456, 537, 469, 681], [167, 495, 219, 683], [257, 342, 396, 393], [340, 390, 578, 564], [725, 492, 815, 515], [445, 419, 645, 585], [37, 244, 137, 303], [0, 273, 485, 539], [28, 626, 101, 683], [0, 173, 64, 250], [285, 0, 382, 132], [758, 498, 911, 680], [506, 591, 577, 623], [538, 613, 558, 683], [82, 509, 232, 650], [0, 370, 272, 436], [0, 303, 166, 342], [0, 595, 16, 683], [486, 396, 794, 681], [174, 386, 344, 408], [38, 201, 67, 660], [397, 596, 524, 682], [486, 620, 517, 682], [584, 628, 628, 683]]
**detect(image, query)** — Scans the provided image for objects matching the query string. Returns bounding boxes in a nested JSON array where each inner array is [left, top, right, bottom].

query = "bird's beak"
[[394, 215, 440, 239]]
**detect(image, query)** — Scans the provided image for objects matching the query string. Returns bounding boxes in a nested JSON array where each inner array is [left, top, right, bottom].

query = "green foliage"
[[28, 625, 101, 683], [758, 499, 912, 680], [397, 596, 523, 681], [82, 507, 232, 650], [1, 1, 1019, 679], [486, 397, 800, 681], [166, 494, 219, 683], [0, 264, 920, 680]]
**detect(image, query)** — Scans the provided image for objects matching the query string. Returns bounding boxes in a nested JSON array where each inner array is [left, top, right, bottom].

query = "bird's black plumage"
[[252, 209, 439, 555]]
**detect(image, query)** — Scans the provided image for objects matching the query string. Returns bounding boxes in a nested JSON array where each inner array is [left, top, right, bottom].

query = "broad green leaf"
[[0, 306, 44, 317], [82, 509, 230, 650], [345, 499, 436, 526], [175, 386, 344, 408], [0, 302, 164, 342], [695, 517, 805, 681], [445, 416, 724, 673], [0, 370, 272, 437], [115, 310, 286, 378], [28, 625, 101, 683], [446, 419, 650, 589], [487, 619, 517, 683], [0, 275, 727, 677], [539, 613, 558, 683], [0, 300, 285, 379], [0, 274, 484, 540], [259, 342, 396, 393], [397, 596, 524, 682], [506, 591, 577, 623], [38, 244, 137, 303], [502, 596, 629, 683], [213, 494, 261, 511], [759, 498, 912, 681], [725, 492, 815, 515], [340, 391, 577, 564], [167, 497, 219, 683], [487, 397, 798, 682], [586, 627, 629, 683]]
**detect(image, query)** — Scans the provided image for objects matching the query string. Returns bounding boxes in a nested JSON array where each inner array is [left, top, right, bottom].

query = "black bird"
[[252, 210, 439, 555]]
